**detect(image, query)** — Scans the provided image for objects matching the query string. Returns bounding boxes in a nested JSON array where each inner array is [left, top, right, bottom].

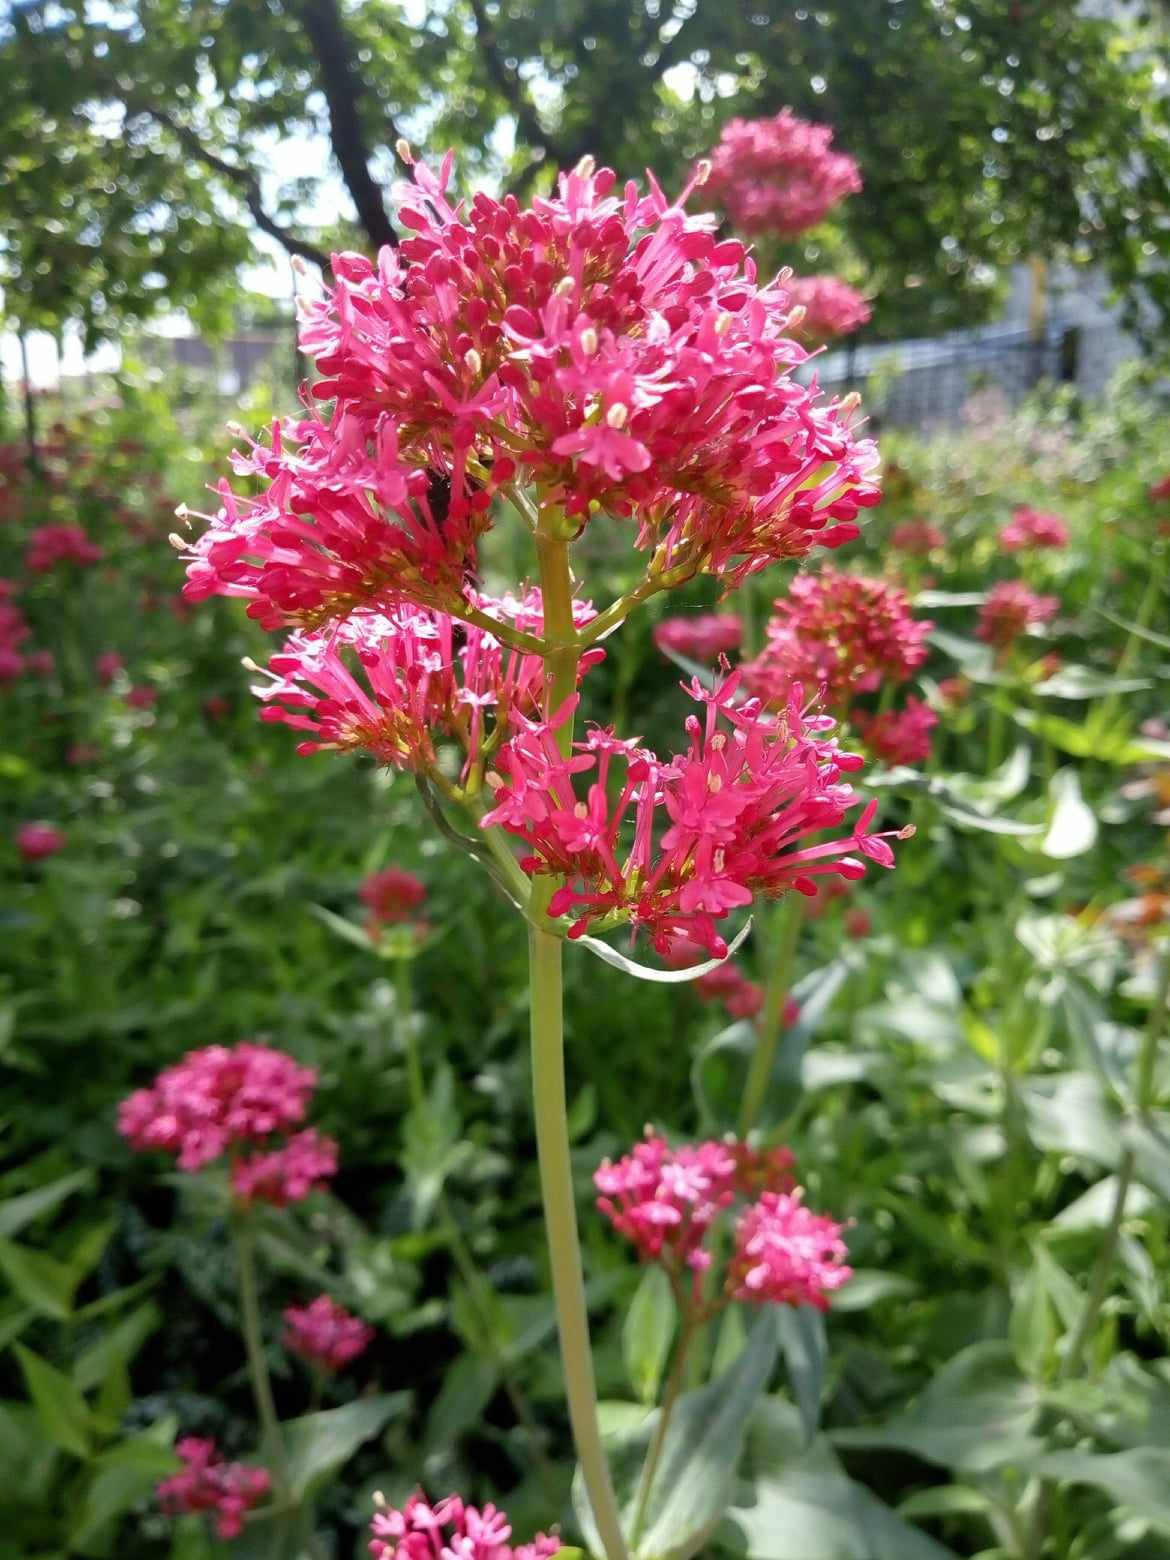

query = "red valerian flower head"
[[369, 1491, 561, 1560], [728, 1188, 852, 1310], [977, 580, 1059, 649], [182, 152, 880, 629], [230, 1128, 338, 1207], [853, 695, 938, 767], [16, 821, 66, 860], [1149, 474, 1170, 503], [117, 1042, 318, 1171], [702, 109, 863, 236], [360, 866, 427, 928], [999, 506, 1069, 551], [96, 651, 124, 686], [743, 568, 932, 714], [654, 612, 743, 662], [785, 276, 871, 341], [283, 1295, 375, 1372], [157, 1438, 271, 1541], [889, 518, 944, 555], [252, 588, 600, 779], [482, 672, 908, 955], [25, 524, 103, 572]]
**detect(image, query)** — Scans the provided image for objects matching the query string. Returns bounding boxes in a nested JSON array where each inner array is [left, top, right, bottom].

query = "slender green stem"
[[232, 1214, 296, 1558], [394, 954, 425, 1107], [529, 527, 630, 1560], [739, 896, 804, 1138], [629, 1316, 697, 1547]]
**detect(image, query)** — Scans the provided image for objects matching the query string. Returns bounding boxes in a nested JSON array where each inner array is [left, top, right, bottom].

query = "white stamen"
[[580, 326, 598, 356], [605, 402, 628, 430], [225, 420, 247, 439], [464, 347, 482, 376], [786, 305, 807, 330], [573, 155, 596, 178], [395, 139, 414, 166], [173, 502, 189, 520], [694, 158, 712, 186], [167, 532, 186, 551]]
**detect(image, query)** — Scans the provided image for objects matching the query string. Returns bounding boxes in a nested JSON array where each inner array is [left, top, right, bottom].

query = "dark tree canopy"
[[2, 0, 1168, 343]]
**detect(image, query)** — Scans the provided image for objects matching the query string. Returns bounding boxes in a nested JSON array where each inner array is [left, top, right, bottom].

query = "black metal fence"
[[812, 319, 1132, 430]]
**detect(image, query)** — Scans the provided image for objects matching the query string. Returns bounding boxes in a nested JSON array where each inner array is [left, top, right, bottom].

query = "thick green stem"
[[629, 1316, 697, 1547], [739, 896, 804, 1138], [529, 527, 630, 1560]]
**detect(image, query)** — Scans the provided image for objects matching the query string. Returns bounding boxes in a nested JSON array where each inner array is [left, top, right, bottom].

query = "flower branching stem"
[[529, 523, 630, 1560]]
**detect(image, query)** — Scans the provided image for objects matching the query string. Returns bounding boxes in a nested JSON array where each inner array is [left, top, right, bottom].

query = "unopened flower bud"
[[395, 138, 414, 166], [605, 402, 629, 430]]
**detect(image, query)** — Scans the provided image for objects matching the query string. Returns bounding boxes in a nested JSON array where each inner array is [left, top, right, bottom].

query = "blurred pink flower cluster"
[[182, 153, 878, 630], [0, 577, 54, 686], [25, 522, 102, 573], [786, 275, 871, 341], [118, 1041, 337, 1206], [654, 612, 743, 662], [369, 1492, 561, 1560], [360, 866, 428, 937], [999, 506, 1069, 551], [744, 568, 932, 713], [156, 1438, 271, 1540], [662, 931, 800, 1023], [854, 695, 939, 767], [15, 821, 66, 860], [702, 108, 862, 236], [889, 518, 944, 555], [595, 1131, 849, 1310], [977, 580, 1059, 649], [283, 1294, 374, 1372], [482, 672, 906, 955]]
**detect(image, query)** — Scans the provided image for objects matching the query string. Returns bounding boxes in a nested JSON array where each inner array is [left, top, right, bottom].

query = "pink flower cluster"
[[156, 1438, 271, 1541], [744, 569, 932, 714], [727, 1189, 853, 1310], [977, 580, 1059, 649], [360, 866, 427, 929], [252, 589, 599, 777], [786, 276, 871, 341], [283, 1294, 375, 1372], [596, 1132, 849, 1310], [25, 523, 102, 573], [182, 152, 879, 630], [229, 1128, 338, 1208], [853, 695, 938, 767], [1150, 474, 1170, 503], [16, 821, 66, 860], [119, 1042, 336, 1206], [482, 672, 908, 955], [703, 109, 863, 237], [369, 1492, 560, 1560], [889, 518, 944, 555], [999, 506, 1069, 551], [662, 932, 799, 1023], [654, 612, 743, 662], [0, 579, 53, 685]]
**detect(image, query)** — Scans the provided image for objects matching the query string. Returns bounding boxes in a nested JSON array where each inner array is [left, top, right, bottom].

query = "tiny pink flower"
[[853, 696, 938, 767], [977, 581, 1059, 649], [890, 518, 944, 555], [999, 506, 1069, 551], [654, 613, 743, 662], [231, 1128, 338, 1208], [368, 1490, 560, 1560]]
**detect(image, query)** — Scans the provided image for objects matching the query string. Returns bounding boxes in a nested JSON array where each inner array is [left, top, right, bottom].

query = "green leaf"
[[0, 1237, 76, 1320], [1009, 1253, 1057, 1377], [284, 1394, 408, 1503], [1020, 1073, 1120, 1167], [71, 1426, 181, 1548], [308, 902, 379, 954], [0, 1169, 93, 1238], [831, 1342, 1041, 1473], [725, 1400, 960, 1559], [1032, 1448, 1170, 1532], [73, 1301, 162, 1393], [402, 1065, 467, 1228], [1039, 769, 1098, 859], [623, 1266, 677, 1408], [829, 1271, 918, 1312], [575, 1311, 779, 1560], [424, 1353, 498, 1451], [777, 1305, 827, 1445], [13, 1343, 95, 1459]]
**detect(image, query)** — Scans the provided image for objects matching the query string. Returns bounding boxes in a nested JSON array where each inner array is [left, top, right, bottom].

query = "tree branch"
[[294, 0, 400, 251], [137, 104, 331, 271], [467, 0, 558, 167]]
